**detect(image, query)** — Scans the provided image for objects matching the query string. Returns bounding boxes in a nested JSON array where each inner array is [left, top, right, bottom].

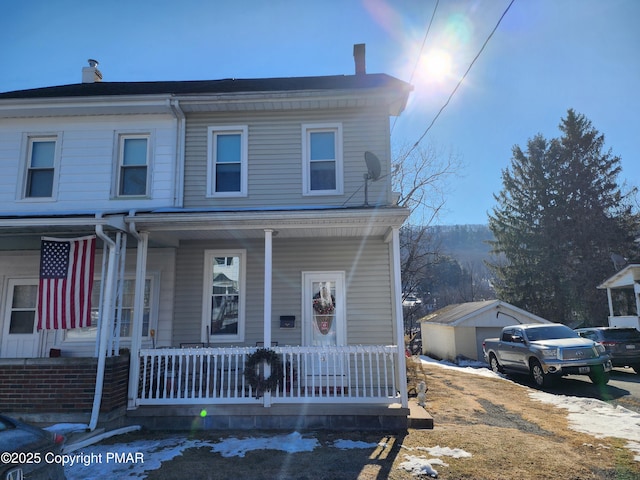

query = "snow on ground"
[[44, 356, 640, 478], [529, 391, 640, 461], [421, 355, 640, 463]]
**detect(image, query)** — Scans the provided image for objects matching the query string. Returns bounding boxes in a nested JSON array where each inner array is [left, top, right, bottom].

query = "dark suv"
[[575, 327, 640, 373]]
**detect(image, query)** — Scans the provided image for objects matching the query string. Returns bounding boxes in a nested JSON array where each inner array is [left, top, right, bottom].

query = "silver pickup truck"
[[482, 323, 612, 387]]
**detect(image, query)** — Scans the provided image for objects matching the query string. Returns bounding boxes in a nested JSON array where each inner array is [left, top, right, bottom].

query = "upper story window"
[[25, 136, 58, 199], [207, 126, 248, 197], [117, 134, 150, 197], [302, 123, 343, 196]]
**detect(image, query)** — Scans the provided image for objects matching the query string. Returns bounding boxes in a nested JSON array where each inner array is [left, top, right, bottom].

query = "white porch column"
[[606, 288, 614, 319], [263, 229, 274, 407], [127, 231, 149, 409], [263, 229, 273, 348], [635, 282, 640, 323], [390, 226, 408, 408]]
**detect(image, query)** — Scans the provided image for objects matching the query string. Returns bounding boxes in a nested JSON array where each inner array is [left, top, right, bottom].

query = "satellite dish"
[[364, 151, 381, 181], [363, 151, 382, 206], [611, 253, 628, 271]]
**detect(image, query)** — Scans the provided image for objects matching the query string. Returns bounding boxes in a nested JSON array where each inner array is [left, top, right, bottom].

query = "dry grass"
[[398, 359, 639, 479], [116, 359, 640, 479]]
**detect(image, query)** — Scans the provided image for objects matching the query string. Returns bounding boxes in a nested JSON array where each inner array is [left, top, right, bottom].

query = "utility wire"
[[398, 0, 516, 163], [391, 0, 440, 136]]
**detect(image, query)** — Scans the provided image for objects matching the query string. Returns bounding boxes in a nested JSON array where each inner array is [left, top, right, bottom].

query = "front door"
[[1, 280, 42, 358], [303, 271, 345, 347], [302, 272, 346, 388]]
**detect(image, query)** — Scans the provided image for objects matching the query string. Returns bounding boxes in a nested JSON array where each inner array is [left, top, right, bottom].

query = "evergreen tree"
[[487, 109, 638, 325]]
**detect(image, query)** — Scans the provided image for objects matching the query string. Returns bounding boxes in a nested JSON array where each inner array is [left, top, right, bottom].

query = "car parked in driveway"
[[575, 327, 640, 373], [0, 414, 66, 480], [483, 323, 612, 387]]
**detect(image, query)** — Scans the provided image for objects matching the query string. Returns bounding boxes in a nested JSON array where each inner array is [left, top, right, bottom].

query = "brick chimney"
[[82, 59, 103, 83], [353, 44, 366, 75]]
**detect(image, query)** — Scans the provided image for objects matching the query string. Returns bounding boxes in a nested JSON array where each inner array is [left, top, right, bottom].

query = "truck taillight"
[[602, 341, 618, 347]]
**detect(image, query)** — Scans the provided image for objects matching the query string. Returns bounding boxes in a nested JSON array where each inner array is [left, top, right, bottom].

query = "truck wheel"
[[530, 360, 548, 388], [589, 366, 610, 385], [489, 354, 503, 374]]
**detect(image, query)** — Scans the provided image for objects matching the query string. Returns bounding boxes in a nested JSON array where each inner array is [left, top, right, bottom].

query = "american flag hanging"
[[37, 235, 96, 330]]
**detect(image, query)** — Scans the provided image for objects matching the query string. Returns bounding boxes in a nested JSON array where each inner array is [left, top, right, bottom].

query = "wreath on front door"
[[244, 348, 283, 397], [313, 285, 336, 335]]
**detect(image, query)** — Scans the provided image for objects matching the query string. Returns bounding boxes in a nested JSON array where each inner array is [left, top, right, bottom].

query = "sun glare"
[[421, 49, 453, 84]]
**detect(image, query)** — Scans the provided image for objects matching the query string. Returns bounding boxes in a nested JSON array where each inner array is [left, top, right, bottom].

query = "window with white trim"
[[65, 277, 153, 341], [207, 126, 248, 197], [202, 250, 246, 343], [8, 283, 38, 334], [117, 134, 150, 197], [302, 123, 343, 195], [25, 136, 57, 198]]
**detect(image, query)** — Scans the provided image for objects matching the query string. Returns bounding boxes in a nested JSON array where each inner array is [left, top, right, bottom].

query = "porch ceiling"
[[0, 214, 127, 250], [128, 207, 409, 245]]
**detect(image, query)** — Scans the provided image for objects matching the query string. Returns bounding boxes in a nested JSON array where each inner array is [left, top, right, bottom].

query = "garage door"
[[475, 327, 504, 362]]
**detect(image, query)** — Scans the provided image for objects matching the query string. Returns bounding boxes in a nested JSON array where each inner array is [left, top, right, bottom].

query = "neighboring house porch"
[[598, 264, 640, 329]]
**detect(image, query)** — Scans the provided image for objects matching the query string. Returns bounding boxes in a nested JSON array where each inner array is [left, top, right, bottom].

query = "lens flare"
[[421, 49, 453, 83]]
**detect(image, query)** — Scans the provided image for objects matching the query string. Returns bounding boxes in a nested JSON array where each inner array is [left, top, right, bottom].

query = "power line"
[[398, 0, 516, 163], [391, 0, 440, 136]]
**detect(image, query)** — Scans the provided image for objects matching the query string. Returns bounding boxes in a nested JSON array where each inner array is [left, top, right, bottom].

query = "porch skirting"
[[126, 403, 409, 431]]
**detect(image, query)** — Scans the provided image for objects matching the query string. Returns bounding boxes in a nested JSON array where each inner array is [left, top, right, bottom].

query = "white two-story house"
[[0, 50, 413, 430]]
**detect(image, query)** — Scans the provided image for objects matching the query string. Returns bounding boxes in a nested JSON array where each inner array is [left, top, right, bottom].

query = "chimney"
[[353, 44, 366, 75], [82, 59, 103, 83]]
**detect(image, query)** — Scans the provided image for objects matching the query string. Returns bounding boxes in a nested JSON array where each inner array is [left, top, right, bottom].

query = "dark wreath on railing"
[[244, 348, 284, 398]]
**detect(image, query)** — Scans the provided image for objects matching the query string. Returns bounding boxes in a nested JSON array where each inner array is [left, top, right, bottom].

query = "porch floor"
[[125, 403, 411, 431]]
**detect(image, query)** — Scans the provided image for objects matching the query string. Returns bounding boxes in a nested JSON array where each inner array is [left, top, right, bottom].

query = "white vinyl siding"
[[173, 237, 394, 348], [1, 115, 176, 213], [206, 125, 248, 197], [183, 108, 391, 208]]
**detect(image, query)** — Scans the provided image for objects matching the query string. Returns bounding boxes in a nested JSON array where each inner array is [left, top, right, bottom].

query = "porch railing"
[[136, 345, 400, 406]]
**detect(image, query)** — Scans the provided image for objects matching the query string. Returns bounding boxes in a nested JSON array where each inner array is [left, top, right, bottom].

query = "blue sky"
[[1, 0, 638, 225]]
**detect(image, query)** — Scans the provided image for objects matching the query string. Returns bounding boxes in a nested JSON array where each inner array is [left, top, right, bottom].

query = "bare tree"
[[392, 143, 463, 332]]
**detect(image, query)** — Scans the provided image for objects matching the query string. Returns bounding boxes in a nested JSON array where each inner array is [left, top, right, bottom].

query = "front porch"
[[136, 345, 401, 406], [130, 344, 410, 431]]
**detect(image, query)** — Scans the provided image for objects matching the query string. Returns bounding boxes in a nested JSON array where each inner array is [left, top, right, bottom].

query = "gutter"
[[0, 96, 175, 119], [169, 99, 185, 208]]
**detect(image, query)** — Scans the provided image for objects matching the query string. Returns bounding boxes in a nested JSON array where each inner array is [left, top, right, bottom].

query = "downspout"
[[390, 227, 408, 408], [169, 98, 185, 208], [89, 218, 117, 431], [126, 210, 149, 409]]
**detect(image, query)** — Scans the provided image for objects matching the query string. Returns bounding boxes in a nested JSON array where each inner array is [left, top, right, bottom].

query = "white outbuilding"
[[419, 300, 551, 362]]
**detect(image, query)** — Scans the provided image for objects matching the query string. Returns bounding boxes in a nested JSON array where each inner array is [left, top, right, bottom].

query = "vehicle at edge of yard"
[[575, 327, 640, 373], [482, 323, 613, 388], [0, 414, 66, 480]]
